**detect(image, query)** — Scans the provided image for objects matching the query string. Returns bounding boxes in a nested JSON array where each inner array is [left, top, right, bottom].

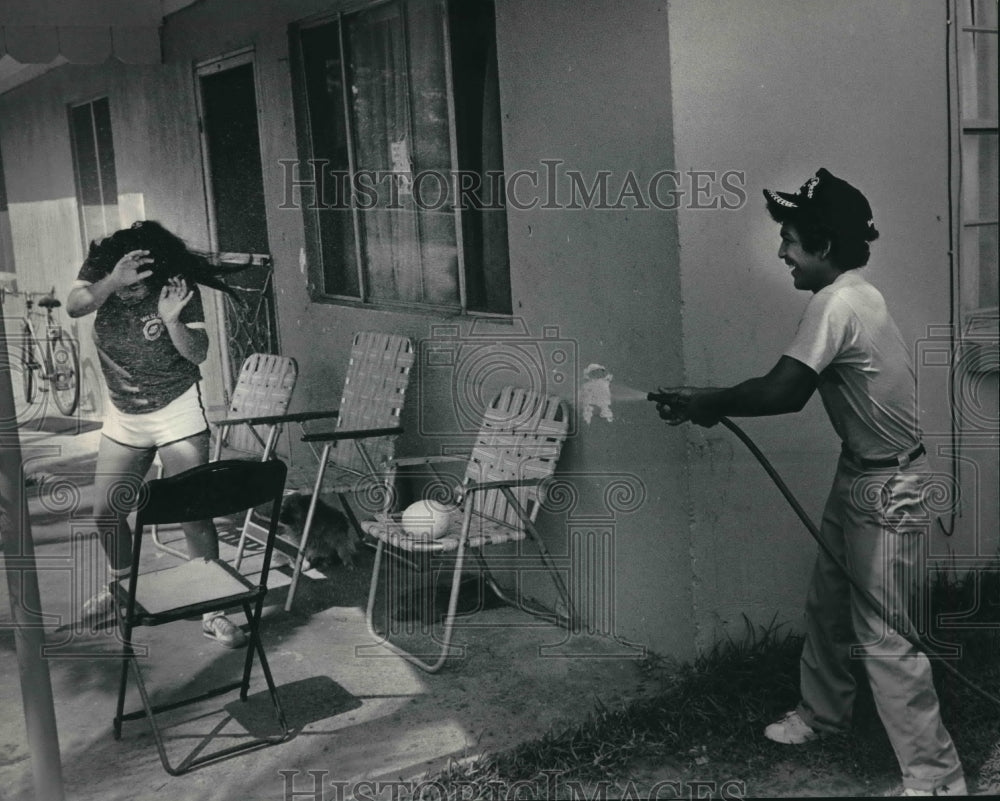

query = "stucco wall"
[[0, 0, 993, 663], [667, 0, 997, 650], [163, 0, 697, 656], [491, 0, 691, 655]]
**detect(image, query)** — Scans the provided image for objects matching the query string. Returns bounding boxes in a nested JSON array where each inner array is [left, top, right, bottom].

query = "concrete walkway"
[[1, 406, 652, 801]]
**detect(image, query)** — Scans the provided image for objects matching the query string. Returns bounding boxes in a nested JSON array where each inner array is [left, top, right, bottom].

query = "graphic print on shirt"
[[141, 313, 166, 342]]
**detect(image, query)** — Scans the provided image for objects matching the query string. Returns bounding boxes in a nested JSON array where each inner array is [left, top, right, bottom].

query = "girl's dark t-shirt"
[[76, 262, 203, 414]]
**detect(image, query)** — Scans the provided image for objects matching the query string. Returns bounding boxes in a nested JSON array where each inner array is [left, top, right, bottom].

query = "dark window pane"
[[301, 21, 360, 297], [70, 104, 101, 207], [200, 64, 269, 254], [0, 144, 8, 212], [450, 0, 510, 313], [92, 98, 118, 202], [70, 99, 119, 243], [407, 0, 460, 307]]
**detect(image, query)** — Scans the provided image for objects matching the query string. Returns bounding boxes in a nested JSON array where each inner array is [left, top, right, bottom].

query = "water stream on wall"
[[579, 363, 658, 424]]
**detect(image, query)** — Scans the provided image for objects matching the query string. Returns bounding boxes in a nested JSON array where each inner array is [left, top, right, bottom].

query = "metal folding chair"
[[111, 458, 291, 775], [362, 386, 574, 673], [234, 331, 415, 611]]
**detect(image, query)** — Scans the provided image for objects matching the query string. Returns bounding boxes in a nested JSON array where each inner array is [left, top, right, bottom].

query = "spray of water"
[[580, 363, 662, 424], [610, 383, 652, 402]]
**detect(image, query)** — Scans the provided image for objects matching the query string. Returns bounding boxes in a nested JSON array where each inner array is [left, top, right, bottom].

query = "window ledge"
[[307, 291, 513, 322]]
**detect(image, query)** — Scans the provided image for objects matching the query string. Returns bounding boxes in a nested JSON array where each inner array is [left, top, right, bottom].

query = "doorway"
[[197, 51, 279, 401]]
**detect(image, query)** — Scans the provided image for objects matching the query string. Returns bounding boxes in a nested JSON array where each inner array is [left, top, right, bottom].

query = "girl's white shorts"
[[102, 383, 209, 449]]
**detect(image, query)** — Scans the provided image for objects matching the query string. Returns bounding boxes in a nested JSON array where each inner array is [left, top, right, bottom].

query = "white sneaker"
[[764, 710, 818, 744], [202, 614, 247, 649], [79, 588, 117, 629], [902, 776, 968, 796]]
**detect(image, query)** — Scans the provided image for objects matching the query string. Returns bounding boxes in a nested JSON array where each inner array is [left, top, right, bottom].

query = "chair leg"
[[363, 512, 472, 673], [238, 601, 289, 735], [284, 444, 331, 612], [522, 518, 576, 626], [149, 460, 187, 559], [233, 507, 258, 570], [492, 487, 576, 627], [239, 601, 258, 698], [336, 492, 365, 540], [115, 634, 290, 773], [119, 644, 184, 775], [473, 533, 575, 627], [233, 425, 282, 571], [113, 619, 133, 740]]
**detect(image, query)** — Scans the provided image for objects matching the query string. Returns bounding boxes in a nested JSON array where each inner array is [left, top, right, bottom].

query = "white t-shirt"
[[783, 271, 922, 460]]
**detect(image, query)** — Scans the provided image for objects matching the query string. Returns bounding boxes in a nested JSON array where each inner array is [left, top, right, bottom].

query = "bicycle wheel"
[[20, 331, 37, 404], [49, 334, 80, 416]]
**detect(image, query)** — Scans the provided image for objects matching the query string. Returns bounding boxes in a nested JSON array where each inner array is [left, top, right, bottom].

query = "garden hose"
[[647, 392, 1000, 709], [719, 414, 1000, 708]]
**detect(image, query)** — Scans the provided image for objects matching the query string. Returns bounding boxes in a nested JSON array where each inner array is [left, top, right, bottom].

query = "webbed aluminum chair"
[[362, 386, 574, 673], [151, 353, 339, 559], [211, 353, 301, 463], [111, 458, 290, 775], [234, 331, 415, 611]]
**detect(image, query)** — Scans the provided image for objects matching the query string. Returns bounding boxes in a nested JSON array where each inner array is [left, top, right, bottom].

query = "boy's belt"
[[842, 443, 926, 469]]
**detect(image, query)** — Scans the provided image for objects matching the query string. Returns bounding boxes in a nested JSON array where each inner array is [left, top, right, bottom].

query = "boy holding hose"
[[657, 169, 965, 797]]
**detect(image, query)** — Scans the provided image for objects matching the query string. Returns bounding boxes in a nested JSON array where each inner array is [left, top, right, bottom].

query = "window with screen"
[[950, 0, 998, 319], [69, 97, 120, 246], [290, 0, 511, 315]]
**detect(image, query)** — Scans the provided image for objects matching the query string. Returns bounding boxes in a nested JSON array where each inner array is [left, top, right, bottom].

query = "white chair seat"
[[362, 513, 528, 553]]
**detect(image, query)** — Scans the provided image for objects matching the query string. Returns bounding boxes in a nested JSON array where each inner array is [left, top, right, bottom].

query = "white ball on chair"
[[401, 499, 453, 538]]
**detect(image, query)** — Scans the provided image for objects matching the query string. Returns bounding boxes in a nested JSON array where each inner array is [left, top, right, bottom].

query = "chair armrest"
[[301, 425, 404, 443], [392, 455, 467, 468], [463, 477, 544, 495], [215, 409, 341, 427]]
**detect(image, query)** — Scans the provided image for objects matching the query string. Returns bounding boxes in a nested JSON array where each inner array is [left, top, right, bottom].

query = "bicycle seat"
[[37, 295, 61, 309]]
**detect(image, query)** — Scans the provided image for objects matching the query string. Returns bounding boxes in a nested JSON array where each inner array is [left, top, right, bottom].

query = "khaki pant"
[[796, 454, 964, 792]]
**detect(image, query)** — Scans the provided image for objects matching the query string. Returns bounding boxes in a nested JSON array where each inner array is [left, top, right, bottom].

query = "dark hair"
[[765, 201, 879, 270], [84, 220, 245, 297]]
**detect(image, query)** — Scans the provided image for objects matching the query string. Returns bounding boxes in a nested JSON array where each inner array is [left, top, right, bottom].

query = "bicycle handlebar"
[[1, 286, 61, 308]]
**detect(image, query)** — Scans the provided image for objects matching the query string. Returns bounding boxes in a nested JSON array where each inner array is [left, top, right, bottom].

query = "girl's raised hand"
[[158, 276, 192, 324]]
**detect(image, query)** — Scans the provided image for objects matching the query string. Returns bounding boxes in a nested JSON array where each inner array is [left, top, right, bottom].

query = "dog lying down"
[[275, 492, 360, 571]]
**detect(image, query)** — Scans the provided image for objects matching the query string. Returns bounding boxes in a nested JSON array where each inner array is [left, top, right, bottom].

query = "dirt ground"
[[3, 414, 993, 800]]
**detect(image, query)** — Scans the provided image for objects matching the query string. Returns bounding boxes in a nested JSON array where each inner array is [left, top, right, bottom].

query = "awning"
[[0, 26, 162, 65], [0, 0, 199, 66]]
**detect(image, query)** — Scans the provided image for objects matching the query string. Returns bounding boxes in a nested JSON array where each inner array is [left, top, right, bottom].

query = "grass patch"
[[407, 569, 999, 799]]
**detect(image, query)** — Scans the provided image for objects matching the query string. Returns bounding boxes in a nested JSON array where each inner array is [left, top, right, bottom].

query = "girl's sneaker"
[[202, 614, 247, 649]]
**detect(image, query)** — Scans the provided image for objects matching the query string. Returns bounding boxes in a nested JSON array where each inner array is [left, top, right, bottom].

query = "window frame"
[[288, 0, 511, 318], [948, 0, 998, 322]]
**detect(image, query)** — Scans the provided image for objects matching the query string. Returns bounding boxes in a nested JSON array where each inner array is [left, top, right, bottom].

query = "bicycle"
[[1, 286, 81, 416]]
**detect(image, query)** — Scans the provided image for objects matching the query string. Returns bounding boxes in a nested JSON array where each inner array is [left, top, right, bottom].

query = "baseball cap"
[[763, 168, 879, 241]]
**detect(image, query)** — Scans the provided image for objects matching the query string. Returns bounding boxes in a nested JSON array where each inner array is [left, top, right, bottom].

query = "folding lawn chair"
[[362, 385, 574, 673], [210, 353, 300, 463], [111, 458, 291, 775], [233, 331, 415, 611], [151, 353, 338, 559]]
